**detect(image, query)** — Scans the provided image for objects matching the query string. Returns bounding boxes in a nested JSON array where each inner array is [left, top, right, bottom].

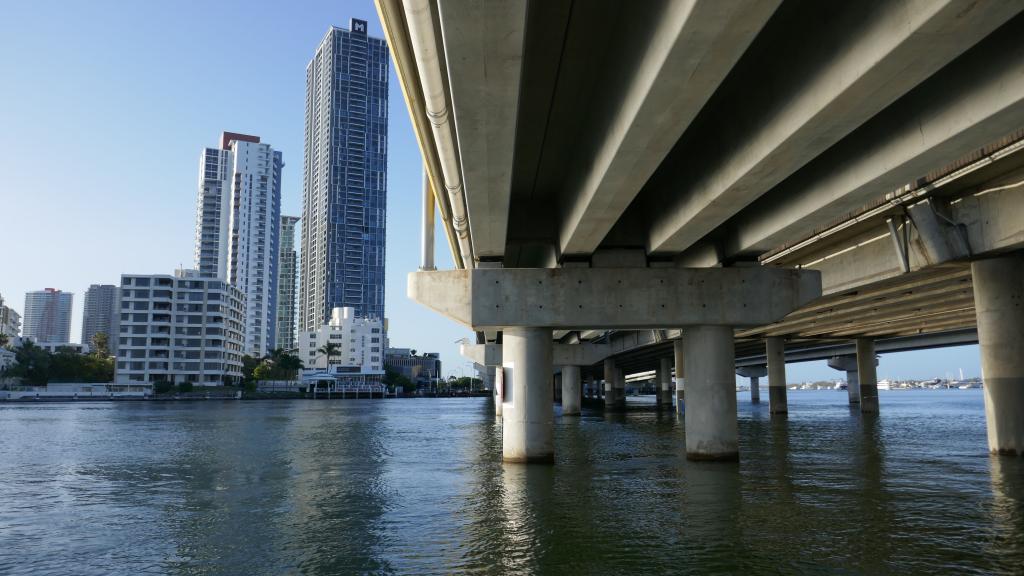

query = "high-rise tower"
[[22, 288, 73, 343], [194, 132, 282, 357], [81, 284, 120, 352], [300, 18, 389, 330], [276, 215, 300, 350]]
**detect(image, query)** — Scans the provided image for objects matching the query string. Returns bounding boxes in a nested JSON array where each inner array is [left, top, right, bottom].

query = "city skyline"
[[0, 0, 985, 381]]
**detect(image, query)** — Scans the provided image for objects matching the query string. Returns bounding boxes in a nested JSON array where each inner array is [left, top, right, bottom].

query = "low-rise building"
[[384, 348, 441, 388], [33, 341, 90, 354], [299, 306, 384, 386], [114, 269, 245, 386]]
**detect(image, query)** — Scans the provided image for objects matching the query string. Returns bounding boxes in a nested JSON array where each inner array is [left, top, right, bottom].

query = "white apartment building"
[[299, 307, 385, 379], [114, 270, 245, 386], [195, 132, 282, 358]]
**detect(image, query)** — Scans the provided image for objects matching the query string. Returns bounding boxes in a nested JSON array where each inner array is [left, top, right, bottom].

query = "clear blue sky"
[[0, 0, 981, 381]]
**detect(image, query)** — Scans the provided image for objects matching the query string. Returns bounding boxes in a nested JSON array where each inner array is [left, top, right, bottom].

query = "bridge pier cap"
[[409, 267, 821, 330]]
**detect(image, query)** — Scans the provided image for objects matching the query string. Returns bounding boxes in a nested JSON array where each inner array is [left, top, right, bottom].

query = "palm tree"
[[317, 342, 340, 398]]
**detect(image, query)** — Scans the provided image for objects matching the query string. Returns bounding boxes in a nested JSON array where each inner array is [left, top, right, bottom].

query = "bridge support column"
[[604, 358, 625, 411], [561, 365, 581, 416], [657, 357, 673, 408], [615, 367, 626, 409], [766, 337, 787, 415], [857, 338, 879, 413], [847, 370, 860, 404], [828, 355, 867, 404], [684, 326, 738, 461], [973, 255, 1024, 455], [674, 338, 685, 413], [502, 327, 554, 463], [736, 365, 766, 404], [491, 365, 503, 417]]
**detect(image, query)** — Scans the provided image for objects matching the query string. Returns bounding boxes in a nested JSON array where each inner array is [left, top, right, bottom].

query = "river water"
[[0, 390, 1021, 575]]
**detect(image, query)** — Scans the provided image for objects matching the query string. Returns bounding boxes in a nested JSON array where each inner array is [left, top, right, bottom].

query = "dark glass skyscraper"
[[300, 18, 389, 330]]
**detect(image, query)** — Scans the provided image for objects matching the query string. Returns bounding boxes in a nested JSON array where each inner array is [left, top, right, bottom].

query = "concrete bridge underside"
[[377, 0, 1024, 462]]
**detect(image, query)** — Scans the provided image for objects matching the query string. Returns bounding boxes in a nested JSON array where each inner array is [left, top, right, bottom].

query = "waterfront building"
[[384, 348, 441, 388], [300, 18, 389, 330], [0, 292, 21, 338], [81, 284, 120, 352], [194, 132, 282, 358], [114, 269, 245, 386], [22, 288, 73, 343], [298, 306, 384, 379], [276, 215, 300, 351]]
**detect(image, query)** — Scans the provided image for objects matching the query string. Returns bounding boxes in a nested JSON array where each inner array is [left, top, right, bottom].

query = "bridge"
[[375, 0, 1024, 462]]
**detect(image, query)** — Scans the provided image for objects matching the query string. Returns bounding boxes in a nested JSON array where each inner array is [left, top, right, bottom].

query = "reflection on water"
[[0, 390, 1021, 575]]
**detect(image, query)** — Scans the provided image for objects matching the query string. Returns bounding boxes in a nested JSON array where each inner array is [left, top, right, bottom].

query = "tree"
[[3, 340, 50, 384], [253, 349, 304, 381], [384, 366, 414, 393], [317, 343, 340, 370], [1, 341, 112, 384], [240, 355, 261, 383], [0, 333, 9, 348], [90, 332, 110, 357]]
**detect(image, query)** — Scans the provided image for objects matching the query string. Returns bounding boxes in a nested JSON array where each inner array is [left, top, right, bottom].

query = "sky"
[[0, 0, 982, 381]]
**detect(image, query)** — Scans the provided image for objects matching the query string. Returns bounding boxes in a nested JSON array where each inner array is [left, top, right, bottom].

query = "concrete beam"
[[558, 0, 779, 256], [738, 273, 972, 337], [769, 293, 975, 338], [460, 342, 610, 367], [437, 0, 525, 259], [736, 365, 767, 379], [724, 14, 1024, 258], [735, 328, 978, 366], [410, 267, 821, 330], [647, 0, 1021, 255]]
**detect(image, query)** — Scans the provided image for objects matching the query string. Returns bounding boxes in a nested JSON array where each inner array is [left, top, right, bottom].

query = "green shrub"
[[153, 381, 174, 394], [177, 382, 194, 394]]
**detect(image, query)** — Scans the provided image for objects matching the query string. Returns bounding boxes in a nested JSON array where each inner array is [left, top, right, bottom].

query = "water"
[[1, 390, 1021, 575]]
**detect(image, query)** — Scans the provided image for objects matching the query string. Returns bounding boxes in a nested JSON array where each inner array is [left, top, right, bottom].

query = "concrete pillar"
[[603, 358, 615, 407], [857, 338, 878, 413], [683, 326, 738, 461], [614, 367, 626, 410], [604, 358, 625, 411], [736, 365, 766, 403], [973, 255, 1024, 455], [658, 357, 673, 407], [766, 337, 787, 415], [828, 355, 862, 404], [493, 365, 503, 417], [674, 338, 685, 413], [561, 365, 581, 416], [502, 327, 554, 463]]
